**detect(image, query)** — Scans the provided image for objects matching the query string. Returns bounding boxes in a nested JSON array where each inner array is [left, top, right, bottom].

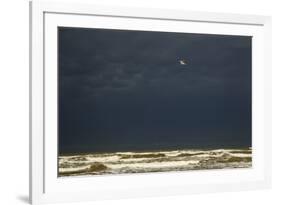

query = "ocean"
[[59, 148, 252, 177]]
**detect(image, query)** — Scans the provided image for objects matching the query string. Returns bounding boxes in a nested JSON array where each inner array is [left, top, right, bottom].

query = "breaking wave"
[[59, 148, 252, 177]]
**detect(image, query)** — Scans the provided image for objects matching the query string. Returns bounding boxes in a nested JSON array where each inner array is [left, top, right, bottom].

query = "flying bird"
[[179, 59, 188, 65]]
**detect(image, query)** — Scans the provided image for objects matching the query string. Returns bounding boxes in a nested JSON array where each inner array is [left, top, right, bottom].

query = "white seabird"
[[179, 59, 188, 65]]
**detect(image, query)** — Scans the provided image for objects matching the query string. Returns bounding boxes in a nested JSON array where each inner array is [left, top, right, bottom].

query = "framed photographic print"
[[29, 1, 271, 204]]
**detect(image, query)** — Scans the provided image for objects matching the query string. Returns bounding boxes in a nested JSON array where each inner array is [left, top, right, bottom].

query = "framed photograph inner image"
[[58, 27, 252, 177]]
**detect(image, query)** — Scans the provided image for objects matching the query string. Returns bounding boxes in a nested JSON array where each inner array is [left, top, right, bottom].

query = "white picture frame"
[[30, 1, 272, 204]]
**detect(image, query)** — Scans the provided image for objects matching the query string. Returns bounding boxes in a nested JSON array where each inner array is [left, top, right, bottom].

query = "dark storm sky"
[[58, 27, 252, 154]]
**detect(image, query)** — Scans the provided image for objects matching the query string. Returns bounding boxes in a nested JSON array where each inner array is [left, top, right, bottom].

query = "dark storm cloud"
[[58, 27, 252, 154]]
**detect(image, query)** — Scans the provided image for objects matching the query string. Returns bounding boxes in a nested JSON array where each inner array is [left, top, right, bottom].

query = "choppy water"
[[59, 148, 252, 177]]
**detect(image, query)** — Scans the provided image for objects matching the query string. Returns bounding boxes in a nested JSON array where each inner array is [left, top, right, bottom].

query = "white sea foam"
[[85, 155, 120, 163], [59, 148, 252, 176], [59, 165, 89, 173], [229, 153, 251, 157], [108, 160, 200, 169]]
